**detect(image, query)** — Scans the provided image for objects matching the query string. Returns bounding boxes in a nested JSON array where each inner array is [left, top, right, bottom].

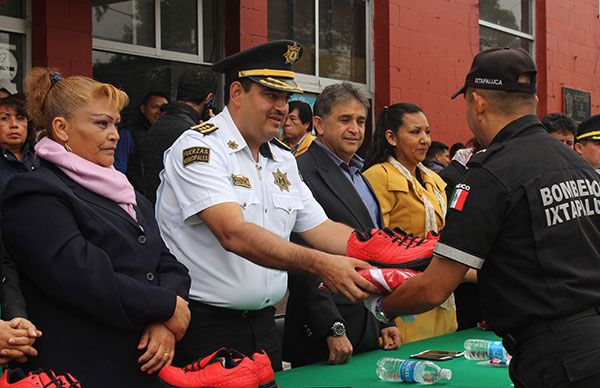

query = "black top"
[[1, 163, 190, 387], [125, 113, 151, 191], [434, 115, 600, 336], [136, 102, 203, 204], [0, 143, 37, 195]]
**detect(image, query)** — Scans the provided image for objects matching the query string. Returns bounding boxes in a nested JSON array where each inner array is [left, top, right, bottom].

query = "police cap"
[[451, 47, 537, 99], [576, 114, 600, 142], [213, 40, 303, 93]]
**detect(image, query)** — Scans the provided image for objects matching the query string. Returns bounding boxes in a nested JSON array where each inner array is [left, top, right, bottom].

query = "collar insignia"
[[227, 140, 239, 150], [273, 168, 291, 192], [283, 43, 301, 65]]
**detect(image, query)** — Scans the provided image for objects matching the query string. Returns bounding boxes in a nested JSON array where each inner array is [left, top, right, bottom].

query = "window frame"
[[478, 0, 535, 56], [289, 0, 373, 98], [0, 0, 32, 84], [92, 0, 211, 66]]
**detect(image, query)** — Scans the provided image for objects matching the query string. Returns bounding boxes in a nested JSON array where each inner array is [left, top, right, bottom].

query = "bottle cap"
[[440, 369, 452, 380]]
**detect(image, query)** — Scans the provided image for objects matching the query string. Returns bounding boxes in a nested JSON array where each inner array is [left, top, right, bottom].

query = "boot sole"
[[366, 257, 431, 271], [259, 381, 278, 388], [159, 379, 216, 388]]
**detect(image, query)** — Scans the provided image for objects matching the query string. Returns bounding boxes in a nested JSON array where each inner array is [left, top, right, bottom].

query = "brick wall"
[[539, 0, 600, 117], [375, 0, 479, 146], [32, 0, 92, 77]]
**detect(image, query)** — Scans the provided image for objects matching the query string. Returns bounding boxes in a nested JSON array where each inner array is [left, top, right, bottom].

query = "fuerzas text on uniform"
[[539, 178, 600, 227]]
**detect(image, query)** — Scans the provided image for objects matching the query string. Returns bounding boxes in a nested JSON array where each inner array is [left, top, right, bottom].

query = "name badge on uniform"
[[182, 147, 210, 167], [231, 174, 251, 188]]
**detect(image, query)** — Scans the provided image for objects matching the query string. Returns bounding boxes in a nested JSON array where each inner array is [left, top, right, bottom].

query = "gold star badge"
[[283, 43, 301, 65], [227, 140, 239, 150], [272, 168, 291, 192]]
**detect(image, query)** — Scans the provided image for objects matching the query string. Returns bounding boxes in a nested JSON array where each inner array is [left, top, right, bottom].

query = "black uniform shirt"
[[434, 115, 600, 336]]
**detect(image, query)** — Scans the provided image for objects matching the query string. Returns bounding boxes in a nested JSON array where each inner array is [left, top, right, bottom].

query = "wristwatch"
[[328, 321, 346, 337]]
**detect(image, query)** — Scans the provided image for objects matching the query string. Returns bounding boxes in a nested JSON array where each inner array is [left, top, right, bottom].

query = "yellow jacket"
[[364, 160, 457, 343], [278, 133, 316, 157], [363, 161, 447, 235]]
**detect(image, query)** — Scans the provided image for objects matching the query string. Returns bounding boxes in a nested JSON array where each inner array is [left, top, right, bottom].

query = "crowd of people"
[[0, 40, 598, 388]]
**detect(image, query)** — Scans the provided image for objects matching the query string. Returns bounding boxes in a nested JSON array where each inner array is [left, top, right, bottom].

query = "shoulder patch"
[[190, 122, 218, 135], [183, 146, 210, 167], [270, 137, 291, 151]]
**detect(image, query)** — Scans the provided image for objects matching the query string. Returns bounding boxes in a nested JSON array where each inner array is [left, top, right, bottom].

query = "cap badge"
[[227, 140, 239, 150], [283, 43, 301, 65], [272, 168, 291, 192]]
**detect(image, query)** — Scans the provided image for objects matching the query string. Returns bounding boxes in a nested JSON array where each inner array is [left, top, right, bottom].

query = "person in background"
[[0, 95, 38, 194], [449, 142, 465, 159], [1, 67, 191, 388], [574, 114, 600, 174], [541, 112, 577, 149], [425, 141, 450, 172], [284, 82, 400, 367], [136, 71, 216, 204], [280, 100, 315, 156], [122, 91, 169, 178], [363, 103, 458, 344]]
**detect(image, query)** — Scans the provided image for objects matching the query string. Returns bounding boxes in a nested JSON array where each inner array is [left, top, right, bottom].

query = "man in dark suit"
[[283, 82, 401, 367]]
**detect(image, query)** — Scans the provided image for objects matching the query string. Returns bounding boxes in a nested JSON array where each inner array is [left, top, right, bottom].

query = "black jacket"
[[125, 113, 151, 191], [136, 102, 203, 204], [283, 142, 388, 367], [0, 143, 38, 320], [1, 163, 190, 388]]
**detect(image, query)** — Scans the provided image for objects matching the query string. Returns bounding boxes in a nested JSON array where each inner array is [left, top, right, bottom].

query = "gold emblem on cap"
[[283, 43, 301, 65], [272, 168, 291, 192], [227, 140, 239, 150]]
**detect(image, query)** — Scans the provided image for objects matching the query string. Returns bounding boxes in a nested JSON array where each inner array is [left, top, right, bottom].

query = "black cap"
[[451, 47, 537, 99], [213, 40, 303, 93], [576, 114, 600, 142]]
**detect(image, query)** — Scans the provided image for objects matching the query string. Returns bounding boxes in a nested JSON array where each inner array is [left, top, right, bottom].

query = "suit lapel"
[[53, 166, 142, 231], [309, 144, 376, 231]]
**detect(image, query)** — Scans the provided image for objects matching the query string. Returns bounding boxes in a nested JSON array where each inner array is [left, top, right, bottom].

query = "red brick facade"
[[32, 0, 92, 77]]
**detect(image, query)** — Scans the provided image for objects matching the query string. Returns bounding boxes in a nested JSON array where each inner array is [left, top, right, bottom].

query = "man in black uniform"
[[367, 47, 600, 387]]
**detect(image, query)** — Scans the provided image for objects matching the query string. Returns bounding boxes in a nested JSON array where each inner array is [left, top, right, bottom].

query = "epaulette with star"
[[270, 137, 291, 151], [190, 122, 218, 135]]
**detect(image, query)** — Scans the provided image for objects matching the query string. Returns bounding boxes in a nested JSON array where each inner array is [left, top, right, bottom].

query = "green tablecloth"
[[275, 328, 512, 387]]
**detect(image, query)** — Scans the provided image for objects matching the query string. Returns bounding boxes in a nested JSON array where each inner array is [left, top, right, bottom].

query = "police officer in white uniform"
[[156, 40, 377, 370], [366, 48, 600, 387]]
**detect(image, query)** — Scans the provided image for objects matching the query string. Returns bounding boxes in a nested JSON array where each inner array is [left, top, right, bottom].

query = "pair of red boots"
[[0, 368, 80, 387], [159, 348, 277, 388], [347, 227, 439, 271]]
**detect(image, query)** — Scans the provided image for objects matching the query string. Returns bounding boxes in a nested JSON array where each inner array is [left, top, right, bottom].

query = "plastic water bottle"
[[463, 339, 508, 360], [376, 358, 452, 384]]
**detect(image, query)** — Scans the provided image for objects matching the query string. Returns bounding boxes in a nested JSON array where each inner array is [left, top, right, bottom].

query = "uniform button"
[[242, 202, 247, 207], [138, 235, 147, 244], [145, 272, 155, 281], [265, 298, 270, 303], [264, 209, 268, 214], [287, 207, 292, 212], [241, 311, 249, 318]]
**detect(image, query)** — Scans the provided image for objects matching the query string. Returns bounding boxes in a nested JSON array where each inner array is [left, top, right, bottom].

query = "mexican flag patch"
[[449, 184, 470, 211]]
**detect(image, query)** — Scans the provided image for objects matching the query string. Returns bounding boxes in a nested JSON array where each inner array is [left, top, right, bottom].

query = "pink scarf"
[[35, 137, 138, 221]]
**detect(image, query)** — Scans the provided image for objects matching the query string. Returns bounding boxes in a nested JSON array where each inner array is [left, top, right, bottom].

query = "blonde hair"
[[25, 67, 129, 135]]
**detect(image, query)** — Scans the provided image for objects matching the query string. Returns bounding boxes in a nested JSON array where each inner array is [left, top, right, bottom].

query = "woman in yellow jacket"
[[363, 103, 457, 343]]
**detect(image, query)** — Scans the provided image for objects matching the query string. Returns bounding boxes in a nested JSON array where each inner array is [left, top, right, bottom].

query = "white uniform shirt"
[[156, 107, 327, 310]]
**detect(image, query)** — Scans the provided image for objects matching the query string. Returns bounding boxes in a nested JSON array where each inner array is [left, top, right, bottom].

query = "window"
[[268, 0, 371, 92], [93, 0, 221, 64], [92, 0, 222, 122], [479, 0, 534, 52], [0, 0, 29, 93]]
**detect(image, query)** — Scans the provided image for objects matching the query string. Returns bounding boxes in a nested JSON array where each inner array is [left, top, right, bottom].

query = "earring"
[[64, 143, 73, 152]]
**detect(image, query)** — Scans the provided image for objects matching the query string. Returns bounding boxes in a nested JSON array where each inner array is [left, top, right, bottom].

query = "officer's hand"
[[380, 326, 401, 350], [164, 296, 191, 341], [319, 256, 378, 303], [8, 317, 42, 339], [326, 334, 353, 365]]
